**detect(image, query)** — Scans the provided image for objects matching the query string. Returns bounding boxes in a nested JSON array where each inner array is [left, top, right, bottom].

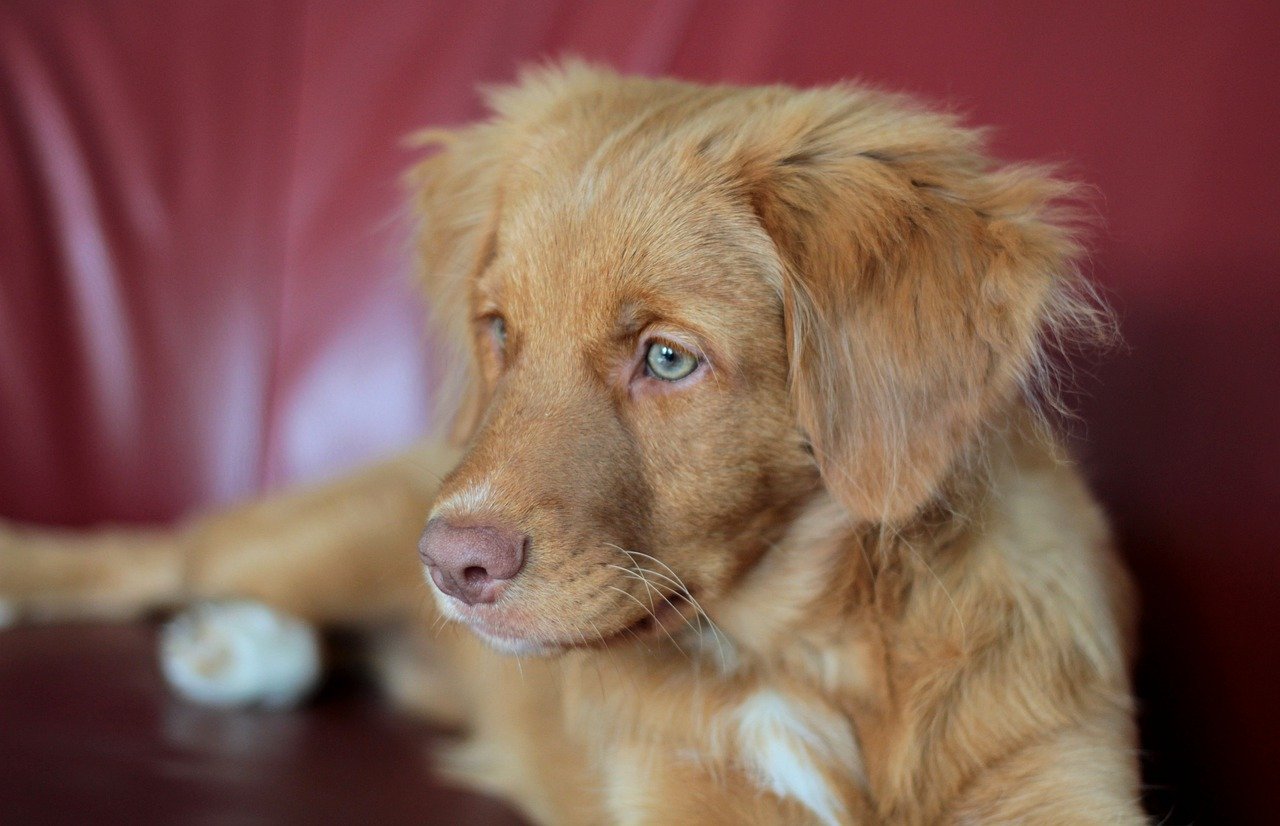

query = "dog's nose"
[[418, 518, 528, 605]]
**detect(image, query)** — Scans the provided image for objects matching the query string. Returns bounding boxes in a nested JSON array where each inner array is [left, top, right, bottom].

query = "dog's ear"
[[407, 127, 504, 444], [736, 90, 1108, 523]]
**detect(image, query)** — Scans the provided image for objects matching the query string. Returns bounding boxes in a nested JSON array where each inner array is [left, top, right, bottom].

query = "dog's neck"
[[713, 491, 857, 652], [707, 415, 1035, 693]]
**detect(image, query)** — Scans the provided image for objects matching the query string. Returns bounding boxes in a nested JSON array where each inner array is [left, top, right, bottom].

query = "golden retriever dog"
[[0, 62, 1145, 824]]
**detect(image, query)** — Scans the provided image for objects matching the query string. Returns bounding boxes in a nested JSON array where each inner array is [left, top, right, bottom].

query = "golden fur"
[[0, 63, 1144, 824]]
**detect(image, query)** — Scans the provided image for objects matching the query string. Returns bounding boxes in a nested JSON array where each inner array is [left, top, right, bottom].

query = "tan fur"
[[0, 62, 1144, 824]]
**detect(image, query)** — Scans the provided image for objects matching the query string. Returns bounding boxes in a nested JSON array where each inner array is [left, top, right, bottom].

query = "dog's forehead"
[[484, 164, 777, 331]]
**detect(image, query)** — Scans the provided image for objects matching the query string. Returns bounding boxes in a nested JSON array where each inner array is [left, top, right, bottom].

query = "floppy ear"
[[407, 126, 504, 445], [737, 90, 1107, 524]]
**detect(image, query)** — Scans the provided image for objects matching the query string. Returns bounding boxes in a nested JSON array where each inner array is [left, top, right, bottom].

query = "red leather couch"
[[2, 2, 1276, 822]]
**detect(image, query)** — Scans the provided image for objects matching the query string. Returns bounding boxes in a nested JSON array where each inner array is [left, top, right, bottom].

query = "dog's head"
[[410, 63, 1104, 654]]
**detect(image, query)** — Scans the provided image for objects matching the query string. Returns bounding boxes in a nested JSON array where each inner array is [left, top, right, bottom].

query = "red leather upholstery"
[[2, 2, 1276, 822]]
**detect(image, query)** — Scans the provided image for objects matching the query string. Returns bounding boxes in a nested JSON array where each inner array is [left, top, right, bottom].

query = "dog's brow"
[[613, 300, 656, 341]]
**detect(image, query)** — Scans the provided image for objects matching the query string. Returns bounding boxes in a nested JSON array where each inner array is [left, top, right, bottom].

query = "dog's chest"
[[563, 649, 867, 826]]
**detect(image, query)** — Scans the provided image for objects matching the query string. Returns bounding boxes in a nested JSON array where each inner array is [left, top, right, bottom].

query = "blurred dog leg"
[[0, 519, 185, 624], [0, 441, 457, 628]]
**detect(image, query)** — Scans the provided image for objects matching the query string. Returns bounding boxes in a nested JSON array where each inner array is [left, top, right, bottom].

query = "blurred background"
[[1, 2, 1276, 823]]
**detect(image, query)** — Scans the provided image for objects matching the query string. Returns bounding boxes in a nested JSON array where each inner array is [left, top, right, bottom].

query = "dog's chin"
[[434, 588, 693, 657], [469, 626, 562, 657]]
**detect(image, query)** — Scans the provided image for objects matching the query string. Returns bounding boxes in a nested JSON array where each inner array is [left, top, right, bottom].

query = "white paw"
[[160, 601, 322, 709]]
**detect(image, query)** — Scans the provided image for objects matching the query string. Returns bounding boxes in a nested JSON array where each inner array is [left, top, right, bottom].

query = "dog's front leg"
[[0, 518, 185, 625], [0, 442, 457, 628], [180, 442, 456, 624]]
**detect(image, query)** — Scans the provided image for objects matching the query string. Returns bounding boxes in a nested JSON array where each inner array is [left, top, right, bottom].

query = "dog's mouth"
[[450, 589, 702, 656]]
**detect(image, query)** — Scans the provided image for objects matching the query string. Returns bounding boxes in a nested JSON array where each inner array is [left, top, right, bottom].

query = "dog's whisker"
[[587, 618, 625, 684], [623, 567, 713, 662], [618, 552, 733, 667], [582, 629, 609, 698], [402, 454, 448, 486], [605, 584, 655, 618], [607, 558, 691, 625], [605, 546, 732, 670], [604, 584, 689, 660], [607, 564, 665, 613]]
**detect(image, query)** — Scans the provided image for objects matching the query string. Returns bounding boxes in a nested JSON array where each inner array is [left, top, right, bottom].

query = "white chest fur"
[[727, 689, 865, 826]]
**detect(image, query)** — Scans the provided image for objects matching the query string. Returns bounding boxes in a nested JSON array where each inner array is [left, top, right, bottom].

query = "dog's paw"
[[160, 601, 322, 709]]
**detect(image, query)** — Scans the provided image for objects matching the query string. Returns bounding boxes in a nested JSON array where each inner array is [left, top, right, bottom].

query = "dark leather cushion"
[[0, 624, 525, 824]]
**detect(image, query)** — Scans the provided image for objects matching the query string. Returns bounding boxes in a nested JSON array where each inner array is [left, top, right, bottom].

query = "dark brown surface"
[[0, 624, 526, 824]]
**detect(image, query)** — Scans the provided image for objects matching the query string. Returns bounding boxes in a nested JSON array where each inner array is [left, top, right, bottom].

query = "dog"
[[0, 62, 1145, 824]]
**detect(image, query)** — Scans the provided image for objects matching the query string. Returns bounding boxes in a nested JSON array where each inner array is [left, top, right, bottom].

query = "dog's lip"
[[454, 592, 697, 653]]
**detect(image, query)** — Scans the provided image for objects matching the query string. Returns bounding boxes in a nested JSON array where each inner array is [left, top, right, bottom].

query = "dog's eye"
[[644, 341, 698, 381], [489, 316, 507, 350]]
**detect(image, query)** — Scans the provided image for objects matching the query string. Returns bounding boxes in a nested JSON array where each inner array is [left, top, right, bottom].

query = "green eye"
[[644, 341, 698, 381], [489, 316, 507, 348]]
